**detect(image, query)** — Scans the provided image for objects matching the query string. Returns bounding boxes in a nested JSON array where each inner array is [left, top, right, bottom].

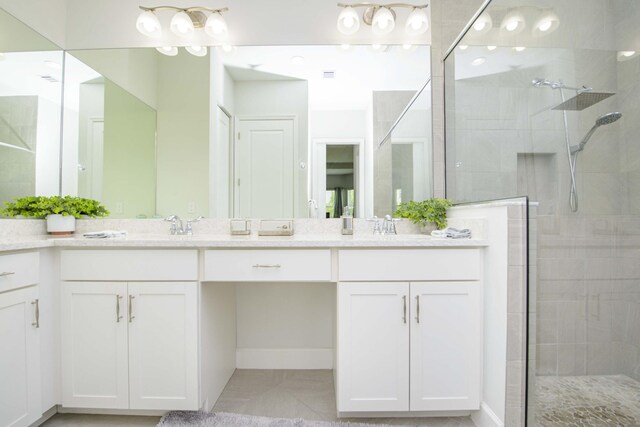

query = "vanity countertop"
[[0, 233, 488, 252]]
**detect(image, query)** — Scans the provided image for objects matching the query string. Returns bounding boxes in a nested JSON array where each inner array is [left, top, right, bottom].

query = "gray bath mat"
[[157, 412, 410, 427]]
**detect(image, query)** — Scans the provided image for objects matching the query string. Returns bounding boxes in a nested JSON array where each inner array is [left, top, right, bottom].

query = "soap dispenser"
[[341, 206, 354, 235]]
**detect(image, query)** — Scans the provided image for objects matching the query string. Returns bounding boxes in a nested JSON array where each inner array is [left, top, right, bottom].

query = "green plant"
[[394, 198, 453, 230], [0, 196, 109, 219]]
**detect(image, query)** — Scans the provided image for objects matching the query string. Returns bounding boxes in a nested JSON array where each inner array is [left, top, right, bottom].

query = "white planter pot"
[[46, 214, 76, 235], [419, 223, 437, 235]]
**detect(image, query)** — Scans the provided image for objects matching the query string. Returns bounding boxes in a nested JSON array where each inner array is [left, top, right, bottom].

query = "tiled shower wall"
[[446, 3, 640, 382]]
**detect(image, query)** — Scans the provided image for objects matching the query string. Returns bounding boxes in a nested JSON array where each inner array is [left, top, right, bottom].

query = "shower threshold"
[[534, 375, 640, 426]]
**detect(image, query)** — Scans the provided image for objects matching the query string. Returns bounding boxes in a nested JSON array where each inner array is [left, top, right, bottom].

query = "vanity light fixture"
[[336, 3, 428, 36], [185, 45, 208, 56], [501, 9, 525, 34], [136, 5, 229, 39], [156, 46, 179, 56], [472, 12, 492, 34], [532, 10, 559, 36]]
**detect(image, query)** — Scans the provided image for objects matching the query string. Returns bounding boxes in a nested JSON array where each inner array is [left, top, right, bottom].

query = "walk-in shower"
[[532, 79, 621, 212]]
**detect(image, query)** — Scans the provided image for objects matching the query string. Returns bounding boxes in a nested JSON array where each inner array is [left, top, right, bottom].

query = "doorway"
[[312, 138, 364, 219]]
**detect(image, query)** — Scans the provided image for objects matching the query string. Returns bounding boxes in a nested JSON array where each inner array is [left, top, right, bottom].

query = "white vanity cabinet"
[[336, 249, 482, 414], [0, 252, 41, 427], [60, 250, 199, 411]]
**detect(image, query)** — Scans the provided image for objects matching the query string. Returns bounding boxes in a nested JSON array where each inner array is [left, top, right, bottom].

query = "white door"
[[0, 286, 41, 427], [235, 118, 295, 218], [410, 282, 481, 411], [213, 107, 231, 218], [61, 282, 129, 409], [337, 282, 410, 412], [128, 282, 198, 410]]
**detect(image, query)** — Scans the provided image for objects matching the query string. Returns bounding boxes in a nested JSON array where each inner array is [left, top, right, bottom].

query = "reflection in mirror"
[[62, 52, 158, 218], [59, 45, 430, 219], [0, 9, 63, 208]]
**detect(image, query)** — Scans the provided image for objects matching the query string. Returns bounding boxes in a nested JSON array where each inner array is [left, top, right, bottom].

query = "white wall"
[[234, 80, 309, 217], [0, 0, 67, 48]]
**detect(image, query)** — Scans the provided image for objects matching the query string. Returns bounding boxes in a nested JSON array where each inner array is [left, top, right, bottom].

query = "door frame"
[[233, 115, 299, 218], [212, 105, 233, 218], [312, 138, 365, 219]]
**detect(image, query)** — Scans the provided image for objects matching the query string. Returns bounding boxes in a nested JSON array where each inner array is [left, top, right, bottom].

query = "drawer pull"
[[116, 295, 123, 323], [31, 299, 39, 328], [402, 295, 407, 324], [129, 295, 135, 323], [415, 295, 420, 324], [0, 271, 15, 277], [252, 264, 281, 268]]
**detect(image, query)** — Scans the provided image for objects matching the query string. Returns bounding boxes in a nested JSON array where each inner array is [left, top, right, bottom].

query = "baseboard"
[[471, 402, 504, 427], [57, 407, 166, 416], [31, 405, 57, 426], [236, 348, 333, 369]]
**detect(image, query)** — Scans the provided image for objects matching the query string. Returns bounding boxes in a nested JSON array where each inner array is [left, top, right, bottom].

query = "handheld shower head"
[[571, 112, 623, 154]]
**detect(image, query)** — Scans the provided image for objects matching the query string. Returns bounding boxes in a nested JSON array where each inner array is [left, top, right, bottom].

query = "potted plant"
[[394, 198, 453, 233], [0, 196, 109, 235]]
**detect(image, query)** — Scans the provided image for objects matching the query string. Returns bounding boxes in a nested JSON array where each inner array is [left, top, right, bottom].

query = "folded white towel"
[[83, 230, 128, 239], [431, 227, 472, 239]]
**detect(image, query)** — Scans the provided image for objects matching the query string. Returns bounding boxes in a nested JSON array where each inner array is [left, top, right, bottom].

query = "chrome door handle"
[[252, 264, 281, 268], [402, 295, 407, 324], [116, 295, 123, 322], [128, 295, 135, 323], [415, 295, 420, 324], [31, 299, 39, 328], [0, 271, 15, 277]]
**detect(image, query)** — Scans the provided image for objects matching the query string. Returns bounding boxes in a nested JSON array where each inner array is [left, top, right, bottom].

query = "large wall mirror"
[[0, 9, 63, 208], [59, 45, 432, 219]]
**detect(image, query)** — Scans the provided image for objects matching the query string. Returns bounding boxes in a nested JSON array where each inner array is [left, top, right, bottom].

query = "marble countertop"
[[0, 233, 488, 252]]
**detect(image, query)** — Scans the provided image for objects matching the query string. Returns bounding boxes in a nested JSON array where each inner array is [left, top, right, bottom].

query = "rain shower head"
[[552, 92, 615, 111], [571, 112, 623, 154]]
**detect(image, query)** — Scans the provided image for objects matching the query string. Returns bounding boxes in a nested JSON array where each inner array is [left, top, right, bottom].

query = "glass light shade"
[[185, 45, 208, 57], [405, 8, 428, 36], [205, 13, 228, 37], [136, 11, 162, 37], [501, 10, 525, 34], [156, 46, 179, 56], [337, 7, 360, 35], [532, 11, 559, 36], [170, 11, 195, 37], [372, 7, 395, 35], [473, 13, 492, 34]]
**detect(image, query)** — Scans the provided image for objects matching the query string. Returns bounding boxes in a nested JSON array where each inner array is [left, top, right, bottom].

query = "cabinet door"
[[61, 282, 128, 409], [337, 282, 409, 412], [128, 282, 198, 410], [0, 286, 41, 427], [410, 282, 481, 411]]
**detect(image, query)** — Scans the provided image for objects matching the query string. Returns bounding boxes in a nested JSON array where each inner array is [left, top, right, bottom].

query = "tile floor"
[[42, 369, 475, 427], [534, 375, 640, 426]]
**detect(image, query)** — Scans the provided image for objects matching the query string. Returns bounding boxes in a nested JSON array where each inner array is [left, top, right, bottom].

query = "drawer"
[[0, 251, 39, 293], [204, 249, 332, 282], [338, 249, 481, 281], [61, 249, 198, 281]]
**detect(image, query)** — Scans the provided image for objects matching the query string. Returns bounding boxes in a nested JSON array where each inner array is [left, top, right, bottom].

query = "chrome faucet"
[[367, 215, 399, 235], [164, 215, 204, 235]]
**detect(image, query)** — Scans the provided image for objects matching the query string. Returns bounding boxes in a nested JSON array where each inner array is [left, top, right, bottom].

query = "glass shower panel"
[[444, 0, 640, 425]]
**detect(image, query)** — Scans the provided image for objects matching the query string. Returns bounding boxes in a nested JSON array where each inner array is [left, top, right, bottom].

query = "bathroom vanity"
[[0, 234, 488, 426]]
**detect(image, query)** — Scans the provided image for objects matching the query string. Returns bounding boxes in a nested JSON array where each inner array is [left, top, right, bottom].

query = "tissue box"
[[230, 219, 251, 235], [258, 219, 294, 236]]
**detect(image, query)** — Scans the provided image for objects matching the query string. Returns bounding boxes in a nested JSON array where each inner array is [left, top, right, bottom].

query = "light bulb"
[[136, 10, 161, 37], [185, 46, 207, 57], [337, 7, 360, 35], [501, 10, 525, 34], [205, 12, 228, 37], [472, 13, 492, 34], [533, 11, 559, 36], [170, 11, 195, 37], [405, 8, 428, 35], [372, 7, 395, 35], [156, 46, 178, 56], [538, 20, 552, 31]]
